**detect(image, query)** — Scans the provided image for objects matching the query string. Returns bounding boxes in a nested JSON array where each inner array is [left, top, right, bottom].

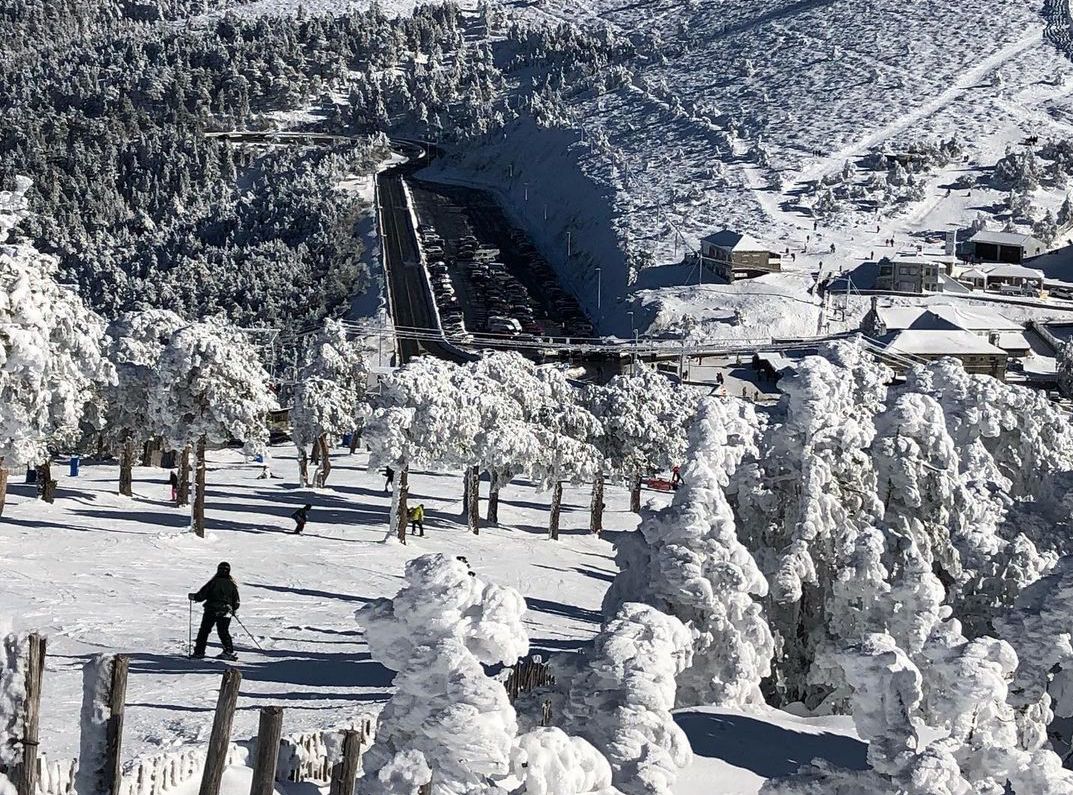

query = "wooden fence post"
[[249, 707, 283, 795], [198, 668, 242, 795], [104, 656, 129, 795], [328, 730, 362, 795], [15, 633, 46, 795]]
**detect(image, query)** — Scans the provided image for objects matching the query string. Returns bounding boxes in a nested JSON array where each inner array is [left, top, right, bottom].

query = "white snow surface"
[[0, 446, 873, 792]]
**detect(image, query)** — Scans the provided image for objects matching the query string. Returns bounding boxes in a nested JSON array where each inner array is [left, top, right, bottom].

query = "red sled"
[[644, 478, 674, 492]]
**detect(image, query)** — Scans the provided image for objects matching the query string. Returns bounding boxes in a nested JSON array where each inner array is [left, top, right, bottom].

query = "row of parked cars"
[[417, 222, 595, 343]]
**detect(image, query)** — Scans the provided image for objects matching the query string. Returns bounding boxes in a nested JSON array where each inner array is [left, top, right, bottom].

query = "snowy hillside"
[[1, 446, 867, 794], [430, 0, 1073, 340]]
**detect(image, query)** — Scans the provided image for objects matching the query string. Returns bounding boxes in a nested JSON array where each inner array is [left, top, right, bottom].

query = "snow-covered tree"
[[103, 309, 187, 496], [148, 318, 276, 536], [555, 603, 693, 795], [290, 319, 368, 487], [357, 553, 617, 794], [588, 363, 701, 516], [1060, 342, 1073, 400], [605, 397, 773, 708], [0, 179, 113, 508]]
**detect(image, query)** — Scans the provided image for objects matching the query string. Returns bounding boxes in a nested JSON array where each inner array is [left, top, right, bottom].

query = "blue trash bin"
[[25, 468, 36, 484], [254, 453, 265, 464], [69, 456, 81, 477], [341, 432, 352, 448]]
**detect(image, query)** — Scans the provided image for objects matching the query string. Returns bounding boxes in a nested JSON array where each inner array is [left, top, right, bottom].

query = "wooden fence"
[[0, 635, 374, 795]]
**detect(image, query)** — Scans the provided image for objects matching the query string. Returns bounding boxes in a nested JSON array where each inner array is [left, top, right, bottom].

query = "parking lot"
[[409, 179, 594, 347]]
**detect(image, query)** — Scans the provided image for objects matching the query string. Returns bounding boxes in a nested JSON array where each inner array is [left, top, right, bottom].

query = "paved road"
[[377, 153, 470, 365]]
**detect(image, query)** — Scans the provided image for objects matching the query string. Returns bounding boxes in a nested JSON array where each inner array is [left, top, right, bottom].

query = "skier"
[[409, 503, 425, 536], [383, 466, 395, 493], [291, 503, 311, 535], [188, 562, 240, 660], [169, 470, 178, 502]]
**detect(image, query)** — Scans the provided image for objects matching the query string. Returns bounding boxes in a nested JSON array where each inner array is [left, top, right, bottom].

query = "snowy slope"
[[0, 447, 877, 792], [431, 0, 1073, 340]]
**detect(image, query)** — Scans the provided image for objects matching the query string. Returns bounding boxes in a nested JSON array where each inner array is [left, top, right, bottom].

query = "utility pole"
[[595, 267, 602, 321], [567, 231, 572, 257]]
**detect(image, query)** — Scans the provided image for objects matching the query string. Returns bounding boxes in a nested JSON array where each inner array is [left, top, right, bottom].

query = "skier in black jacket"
[[189, 562, 240, 660]]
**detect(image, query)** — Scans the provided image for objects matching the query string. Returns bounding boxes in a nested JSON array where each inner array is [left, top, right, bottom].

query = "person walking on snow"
[[189, 562, 240, 660], [409, 503, 425, 536], [383, 466, 394, 493], [169, 470, 178, 502], [291, 503, 311, 535]]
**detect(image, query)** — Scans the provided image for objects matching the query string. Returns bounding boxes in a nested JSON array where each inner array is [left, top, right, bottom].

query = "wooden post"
[[103, 655, 129, 795], [630, 472, 642, 513], [297, 447, 309, 488], [38, 461, 56, 504], [328, 730, 362, 795], [15, 633, 46, 795], [193, 437, 207, 537], [0, 465, 9, 516], [487, 472, 500, 526], [249, 707, 283, 795], [548, 482, 564, 541], [198, 668, 242, 795]]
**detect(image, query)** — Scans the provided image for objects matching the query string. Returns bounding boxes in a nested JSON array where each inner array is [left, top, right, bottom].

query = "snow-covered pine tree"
[[605, 396, 773, 708], [0, 179, 113, 509], [148, 318, 276, 536], [103, 309, 187, 496], [290, 319, 368, 487], [555, 603, 693, 795]]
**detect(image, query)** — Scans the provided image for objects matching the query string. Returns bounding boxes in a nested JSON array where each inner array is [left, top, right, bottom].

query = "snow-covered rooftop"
[[701, 230, 767, 253], [968, 230, 1043, 248], [975, 263, 1045, 279], [886, 329, 1008, 357], [876, 303, 1023, 333], [997, 331, 1032, 351]]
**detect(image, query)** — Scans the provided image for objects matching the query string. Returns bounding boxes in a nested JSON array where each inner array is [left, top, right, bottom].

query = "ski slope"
[[1, 446, 872, 793]]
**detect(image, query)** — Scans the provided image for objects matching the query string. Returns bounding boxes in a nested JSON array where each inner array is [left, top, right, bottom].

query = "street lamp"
[[595, 267, 602, 317]]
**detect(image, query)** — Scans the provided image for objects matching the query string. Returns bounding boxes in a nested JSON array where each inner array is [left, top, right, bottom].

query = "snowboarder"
[[169, 470, 178, 502], [409, 503, 425, 536], [383, 466, 395, 493], [291, 503, 311, 535], [189, 562, 240, 660]]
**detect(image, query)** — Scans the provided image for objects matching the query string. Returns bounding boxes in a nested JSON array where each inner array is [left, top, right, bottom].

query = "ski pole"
[[231, 612, 264, 652]]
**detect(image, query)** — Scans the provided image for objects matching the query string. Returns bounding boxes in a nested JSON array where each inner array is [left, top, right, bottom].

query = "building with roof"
[[884, 329, 1008, 378], [954, 262, 1044, 294], [700, 230, 781, 283], [965, 231, 1045, 264], [875, 256, 944, 293]]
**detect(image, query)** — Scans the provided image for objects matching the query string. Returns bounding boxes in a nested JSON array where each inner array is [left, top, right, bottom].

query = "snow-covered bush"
[[556, 603, 692, 795], [605, 396, 773, 708], [507, 729, 620, 795], [356, 553, 528, 793]]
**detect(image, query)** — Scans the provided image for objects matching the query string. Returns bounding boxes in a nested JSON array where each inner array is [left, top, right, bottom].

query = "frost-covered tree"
[[357, 553, 616, 794], [525, 366, 603, 539], [588, 363, 701, 516], [103, 309, 187, 496], [732, 342, 891, 705], [356, 554, 527, 792], [148, 318, 276, 536], [1060, 342, 1073, 400], [290, 320, 368, 487], [555, 603, 693, 795], [605, 397, 773, 708], [0, 180, 113, 508]]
